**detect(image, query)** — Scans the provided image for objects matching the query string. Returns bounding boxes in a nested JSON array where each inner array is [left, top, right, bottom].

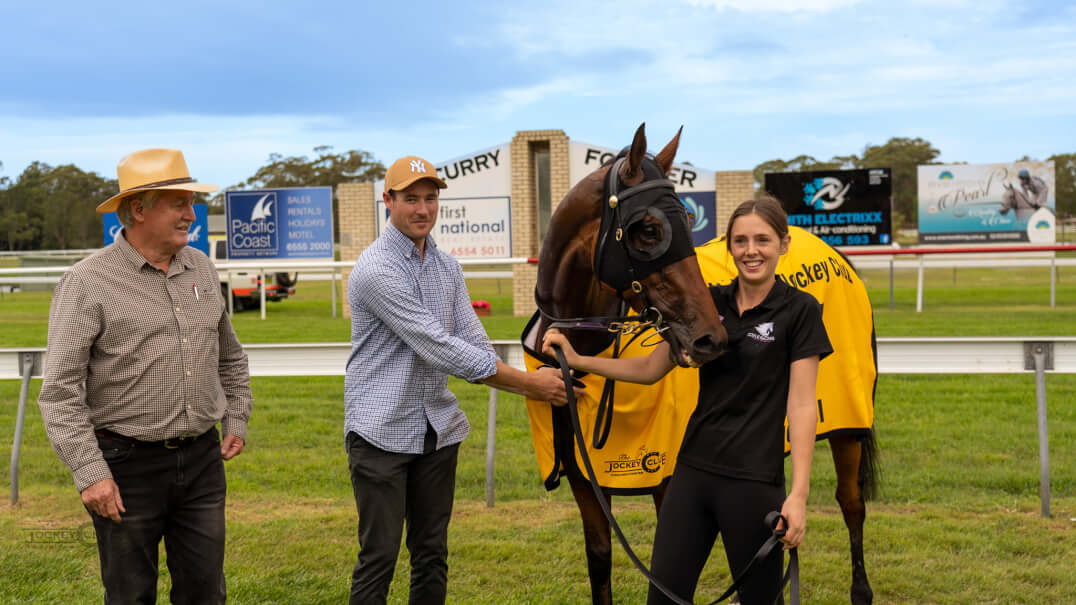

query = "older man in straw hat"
[[39, 148, 252, 604]]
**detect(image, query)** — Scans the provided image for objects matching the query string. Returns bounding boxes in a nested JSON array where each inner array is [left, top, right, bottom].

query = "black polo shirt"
[[678, 278, 832, 485]]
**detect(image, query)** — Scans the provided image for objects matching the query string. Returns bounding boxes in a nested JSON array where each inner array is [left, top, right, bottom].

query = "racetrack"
[[1, 268, 1074, 603]]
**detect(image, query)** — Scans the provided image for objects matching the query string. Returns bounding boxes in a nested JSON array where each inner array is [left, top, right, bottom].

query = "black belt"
[[95, 428, 206, 449]]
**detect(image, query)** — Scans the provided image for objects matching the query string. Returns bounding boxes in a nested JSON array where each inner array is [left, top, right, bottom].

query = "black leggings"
[[647, 464, 786, 605]]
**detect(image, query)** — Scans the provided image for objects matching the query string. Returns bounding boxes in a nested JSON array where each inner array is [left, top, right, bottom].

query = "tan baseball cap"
[[384, 155, 447, 193], [96, 148, 219, 214]]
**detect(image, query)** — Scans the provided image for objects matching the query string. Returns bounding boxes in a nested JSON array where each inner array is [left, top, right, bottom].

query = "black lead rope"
[[552, 345, 799, 605]]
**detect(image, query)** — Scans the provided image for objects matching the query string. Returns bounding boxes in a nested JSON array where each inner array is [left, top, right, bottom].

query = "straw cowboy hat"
[[96, 148, 219, 214]]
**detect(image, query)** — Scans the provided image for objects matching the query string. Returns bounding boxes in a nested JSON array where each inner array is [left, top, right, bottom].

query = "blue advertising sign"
[[101, 203, 209, 255], [678, 192, 717, 246], [225, 187, 334, 258]]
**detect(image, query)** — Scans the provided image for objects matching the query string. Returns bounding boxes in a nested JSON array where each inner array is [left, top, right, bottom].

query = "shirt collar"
[[115, 229, 195, 274], [724, 276, 787, 314], [384, 222, 437, 259]]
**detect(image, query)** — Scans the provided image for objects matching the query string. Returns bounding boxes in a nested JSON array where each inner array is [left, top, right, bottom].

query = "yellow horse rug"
[[524, 226, 877, 493]]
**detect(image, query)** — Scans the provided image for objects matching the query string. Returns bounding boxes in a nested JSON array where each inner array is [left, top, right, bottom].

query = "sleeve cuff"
[[221, 416, 248, 441], [73, 459, 113, 493], [465, 351, 499, 384]]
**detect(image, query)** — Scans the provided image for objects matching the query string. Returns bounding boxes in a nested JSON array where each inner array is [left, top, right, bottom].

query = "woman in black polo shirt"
[[543, 197, 831, 605]]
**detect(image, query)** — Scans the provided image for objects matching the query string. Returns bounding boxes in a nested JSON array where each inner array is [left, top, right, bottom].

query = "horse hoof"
[[851, 585, 874, 605]]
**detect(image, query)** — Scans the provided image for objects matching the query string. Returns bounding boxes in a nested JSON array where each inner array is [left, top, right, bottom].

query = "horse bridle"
[[537, 153, 696, 341], [534, 154, 696, 449]]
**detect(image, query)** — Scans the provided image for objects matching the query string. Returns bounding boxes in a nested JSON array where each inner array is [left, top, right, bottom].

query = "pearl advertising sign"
[[917, 161, 1056, 244]]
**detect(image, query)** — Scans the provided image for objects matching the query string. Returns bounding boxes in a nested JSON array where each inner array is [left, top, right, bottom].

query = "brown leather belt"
[[94, 428, 204, 449]]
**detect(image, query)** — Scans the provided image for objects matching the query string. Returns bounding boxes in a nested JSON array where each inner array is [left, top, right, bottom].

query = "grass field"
[[1, 266, 1075, 603]]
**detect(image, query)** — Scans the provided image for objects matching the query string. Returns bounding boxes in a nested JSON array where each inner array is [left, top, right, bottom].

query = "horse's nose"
[[690, 334, 725, 362]]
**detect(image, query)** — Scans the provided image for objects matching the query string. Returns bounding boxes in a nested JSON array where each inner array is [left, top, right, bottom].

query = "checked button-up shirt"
[[345, 223, 497, 454], [39, 233, 253, 491]]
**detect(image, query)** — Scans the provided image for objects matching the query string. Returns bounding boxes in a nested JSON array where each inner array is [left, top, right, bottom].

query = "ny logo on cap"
[[410, 160, 427, 173]]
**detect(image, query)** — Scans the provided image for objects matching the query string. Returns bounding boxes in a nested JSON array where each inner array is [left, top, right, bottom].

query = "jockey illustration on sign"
[[1001, 168, 1049, 220]]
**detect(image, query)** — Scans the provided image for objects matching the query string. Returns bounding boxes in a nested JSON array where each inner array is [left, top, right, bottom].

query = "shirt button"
[[175, 306, 181, 312], [185, 370, 192, 376], [182, 338, 188, 343]]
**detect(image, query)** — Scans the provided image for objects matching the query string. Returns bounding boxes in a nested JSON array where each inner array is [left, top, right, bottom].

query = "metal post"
[[259, 269, 267, 320], [1050, 254, 1056, 309], [10, 353, 34, 504], [888, 258, 895, 310], [916, 256, 924, 313], [227, 282, 235, 317], [1033, 346, 1051, 518], [485, 387, 498, 508]]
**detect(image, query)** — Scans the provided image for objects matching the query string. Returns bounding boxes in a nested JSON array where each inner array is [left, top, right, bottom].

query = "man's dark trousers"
[[348, 426, 459, 605], [88, 428, 227, 605]]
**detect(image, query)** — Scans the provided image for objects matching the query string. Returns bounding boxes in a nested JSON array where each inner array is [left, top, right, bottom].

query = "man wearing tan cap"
[[39, 148, 252, 604], [344, 155, 573, 604]]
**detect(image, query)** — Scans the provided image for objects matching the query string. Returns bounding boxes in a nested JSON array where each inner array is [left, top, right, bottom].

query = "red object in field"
[[471, 300, 491, 316]]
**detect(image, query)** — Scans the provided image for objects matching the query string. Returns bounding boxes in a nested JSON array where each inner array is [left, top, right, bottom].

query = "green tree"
[[0, 162, 39, 251], [753, 137, 942, 228], [752, 155, 844, 193], [212, 146, 386, 241], [854, 137, 941, 226], [1, 162, 115, 250], [1047, 152, 1075, 219]]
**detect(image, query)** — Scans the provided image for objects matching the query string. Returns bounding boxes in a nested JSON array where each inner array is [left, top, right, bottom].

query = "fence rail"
[[4, 338, 1076, 380], [4, 245, 1074, 311], [6, 338, 1073, 512]]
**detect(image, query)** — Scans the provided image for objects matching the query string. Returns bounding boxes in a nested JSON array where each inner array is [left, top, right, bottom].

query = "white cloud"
[[685, 0, 862, 12]]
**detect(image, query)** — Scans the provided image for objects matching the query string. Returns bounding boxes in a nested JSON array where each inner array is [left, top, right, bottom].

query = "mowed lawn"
[[2, 265, 1075, 603]]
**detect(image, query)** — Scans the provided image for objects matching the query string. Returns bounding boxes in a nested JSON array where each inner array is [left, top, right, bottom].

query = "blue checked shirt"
[[345, 223, 498, 453]]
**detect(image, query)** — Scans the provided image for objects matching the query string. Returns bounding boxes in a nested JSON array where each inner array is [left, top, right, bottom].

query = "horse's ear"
[[655, 126, 682, 175], [625, 123, 647, 179]]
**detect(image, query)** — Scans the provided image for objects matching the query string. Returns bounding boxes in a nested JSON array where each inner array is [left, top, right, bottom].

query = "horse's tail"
[[858, 429, 881, 501]]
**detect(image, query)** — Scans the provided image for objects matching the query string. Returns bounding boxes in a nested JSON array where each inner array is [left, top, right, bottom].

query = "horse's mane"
[[535, 165, 621, 356]]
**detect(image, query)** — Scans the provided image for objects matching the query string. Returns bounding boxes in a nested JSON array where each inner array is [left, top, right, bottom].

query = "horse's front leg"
[[568, 475, 614, 605], [830, 435, 874, 605]]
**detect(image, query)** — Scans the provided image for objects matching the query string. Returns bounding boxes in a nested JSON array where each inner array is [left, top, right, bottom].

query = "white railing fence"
[[5, 338, 1074, 514], [5, 245, 1075, 312]]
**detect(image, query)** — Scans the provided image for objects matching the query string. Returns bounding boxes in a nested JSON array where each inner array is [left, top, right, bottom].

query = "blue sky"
[[1, 0, 1074, 189]]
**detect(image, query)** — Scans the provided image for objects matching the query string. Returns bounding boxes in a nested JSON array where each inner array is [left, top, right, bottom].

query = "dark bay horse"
[[530, 124, 878, 604]]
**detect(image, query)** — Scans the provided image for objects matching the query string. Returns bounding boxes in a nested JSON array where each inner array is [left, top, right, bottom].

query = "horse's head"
[[536, 123, 726, 367]]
